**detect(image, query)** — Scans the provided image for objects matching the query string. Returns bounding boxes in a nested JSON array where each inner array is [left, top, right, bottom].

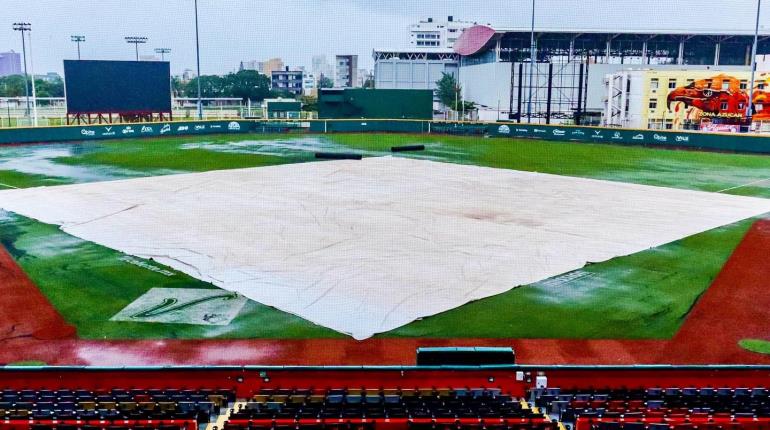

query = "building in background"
[[452, 25, 770, 124], [139, 55, 160, 62], [239, 60, 266, 73], [410, 16, 477, 50], [271, 67, 304, 96], [312, 55, 333, 80], [303, 74, 318, 96], [603, 68, 770, 131], [240, 58, 285, 76], [335, 55, 358, 88], [373, 49, 459, 112], [0, 51, 22, 77], [264, 58, 285, 76], [181, 69, 197, 82]]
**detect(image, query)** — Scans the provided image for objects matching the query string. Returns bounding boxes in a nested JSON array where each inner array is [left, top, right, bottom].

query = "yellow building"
[[604, 69, 769, 131]]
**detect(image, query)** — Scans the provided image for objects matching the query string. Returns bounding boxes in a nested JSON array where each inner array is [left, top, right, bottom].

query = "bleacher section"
[[223, 388, 552, 430], [530, 388, 770, 430], [4, 384, 770, 430], [0, 388, 235, 430]]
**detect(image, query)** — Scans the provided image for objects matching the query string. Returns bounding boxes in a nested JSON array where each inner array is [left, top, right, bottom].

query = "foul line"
[[0, 182, 18, 189], [717, 178, 770, 194]]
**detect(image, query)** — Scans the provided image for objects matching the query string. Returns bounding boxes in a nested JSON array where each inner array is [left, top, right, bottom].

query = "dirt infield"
[[2, 220, 770, 366], [0, 246, 76, 344]]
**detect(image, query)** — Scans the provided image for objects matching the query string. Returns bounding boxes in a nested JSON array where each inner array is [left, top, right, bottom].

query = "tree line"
[[0, 74, 65, 98], [0, 69, 335, 101]]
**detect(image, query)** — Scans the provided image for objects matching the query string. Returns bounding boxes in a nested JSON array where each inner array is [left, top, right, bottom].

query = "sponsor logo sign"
[[632, 134, 645, 140], [101, 126, 115, 137], [675, 135, 690, 143], [80, 129, 96, 136], [611, 131, 623, 140], [177, 125, 189, 132], [653, 134, 668, 142], [122, 126, 135, 135], [533, 128, 547, 134], [140, 126, 154, 133], [552, 129, 566, 136], [160, 124, 171, 134], [571, 130, 585, 136], [194, 124, 206, 131], [497, 125, 511, 134]]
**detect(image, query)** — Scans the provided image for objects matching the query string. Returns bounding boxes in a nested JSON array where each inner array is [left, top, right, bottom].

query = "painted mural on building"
[[667, 73, 770, 131]]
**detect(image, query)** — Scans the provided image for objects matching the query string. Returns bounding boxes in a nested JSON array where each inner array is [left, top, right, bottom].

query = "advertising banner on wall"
[[667, 73, 770, 126]]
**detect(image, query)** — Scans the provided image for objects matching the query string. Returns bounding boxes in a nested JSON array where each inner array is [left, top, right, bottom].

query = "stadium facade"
[[448, 25, 770, 125]]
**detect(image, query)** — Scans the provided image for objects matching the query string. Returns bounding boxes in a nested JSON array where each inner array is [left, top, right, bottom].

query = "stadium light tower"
[[12, 22, 31, 117], [125, 36, 148, 61], [194, 0, 203, 120], [746, 0, 762, 127], [71, 35, 85, 60], [154, 47, 171, 61]]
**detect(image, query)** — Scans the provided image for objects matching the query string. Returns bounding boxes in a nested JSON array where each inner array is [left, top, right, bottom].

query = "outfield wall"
[[0, 120, 255, 145], [311, 119, 770, 154], [2, 118, 770, 155]]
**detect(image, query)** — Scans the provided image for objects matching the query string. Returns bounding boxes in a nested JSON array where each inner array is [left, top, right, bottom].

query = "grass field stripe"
[[717, 178, 770, 193]]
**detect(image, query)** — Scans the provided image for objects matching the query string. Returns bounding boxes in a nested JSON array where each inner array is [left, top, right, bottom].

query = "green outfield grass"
[[0, 132, 769, 340]]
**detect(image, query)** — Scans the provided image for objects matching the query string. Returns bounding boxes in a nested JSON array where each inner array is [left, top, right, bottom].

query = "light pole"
[[71, 35, 85, 60], [194, 0, 203, 120], [526, 0, 536, 123], [155, 48, 173, 103], [125, 36, 148, 61], [27, 28, 38, 127], [746, 0, 762, 130], [154, 47, 171, 61], [12, 22, 31, 118]]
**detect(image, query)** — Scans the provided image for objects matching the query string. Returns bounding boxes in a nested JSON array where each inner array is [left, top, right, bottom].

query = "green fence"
[[318, 89, 433, 120], [309, 119, 770, 155], [2, 118, 770, 156], [0, 120, 253, 145], [484, 122, 770, 154]]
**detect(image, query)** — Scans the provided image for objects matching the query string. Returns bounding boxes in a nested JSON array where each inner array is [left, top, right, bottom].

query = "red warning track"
[[2, 220, 770, 366]]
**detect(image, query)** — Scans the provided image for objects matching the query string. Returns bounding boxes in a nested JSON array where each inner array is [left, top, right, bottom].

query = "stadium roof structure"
[[373, 48, 459, 61], [454, 24, 770, 60]]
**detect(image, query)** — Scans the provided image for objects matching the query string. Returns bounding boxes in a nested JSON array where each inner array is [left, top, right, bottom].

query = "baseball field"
[[1, 132, 769, 365]]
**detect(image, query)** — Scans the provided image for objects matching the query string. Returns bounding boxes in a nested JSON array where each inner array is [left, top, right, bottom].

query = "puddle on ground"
[[0, 144, 149, 183], [181, 136, 472, 164]]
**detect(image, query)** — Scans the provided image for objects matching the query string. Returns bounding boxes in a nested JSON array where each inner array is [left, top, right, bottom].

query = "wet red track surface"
[[2, 220, 770, 366]]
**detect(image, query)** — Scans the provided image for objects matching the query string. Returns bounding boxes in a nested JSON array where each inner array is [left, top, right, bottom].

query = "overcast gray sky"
[[1, 0, 767, 76]]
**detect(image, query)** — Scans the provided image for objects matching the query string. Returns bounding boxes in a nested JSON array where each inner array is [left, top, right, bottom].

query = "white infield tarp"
[[0, 156, 769, 339]]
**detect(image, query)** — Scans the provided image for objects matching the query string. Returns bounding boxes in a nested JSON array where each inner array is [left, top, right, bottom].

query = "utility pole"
[[125, 36, 148, 61], [71, 35, 85, 60], [194, 0, 203, 120], [12, 22, 31, 118], [746, 0, 762, 130], [527, 0, 536, 123]]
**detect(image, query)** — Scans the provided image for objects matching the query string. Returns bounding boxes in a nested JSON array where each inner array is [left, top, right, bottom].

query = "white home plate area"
[[1, 156, 769, 339]]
